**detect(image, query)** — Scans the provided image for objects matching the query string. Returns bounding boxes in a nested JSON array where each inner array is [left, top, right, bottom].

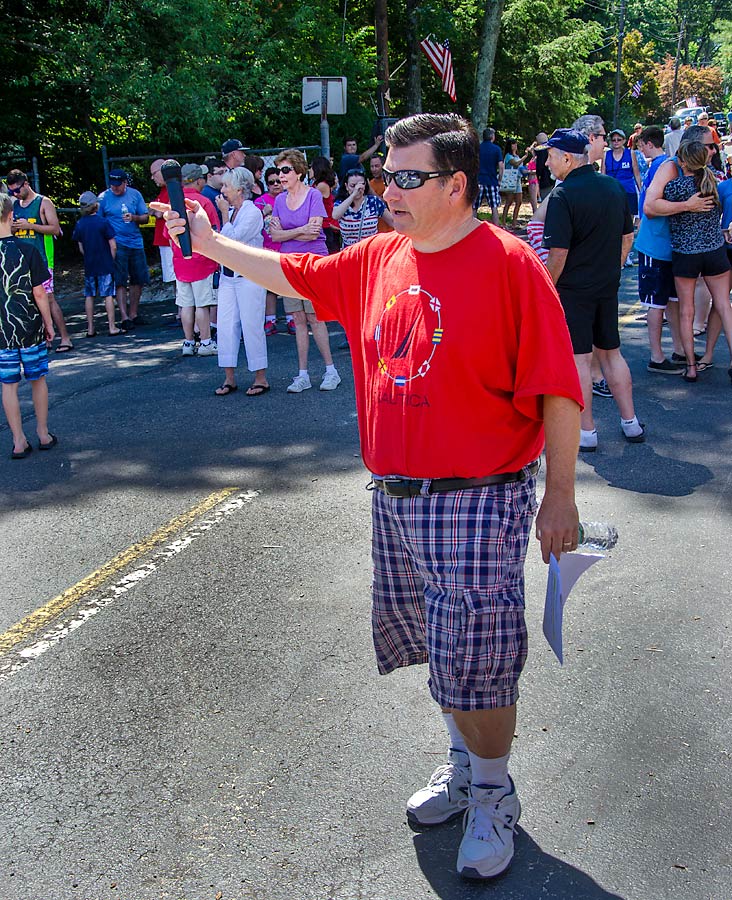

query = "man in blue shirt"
[[98, 169, 150, 330], [476, 128, 503, 225], [635, 126, 686, 372]]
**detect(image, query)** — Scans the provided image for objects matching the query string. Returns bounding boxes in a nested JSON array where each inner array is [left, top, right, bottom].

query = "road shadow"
[[578, 442, 711, 497], [413, 822, 626, 900]]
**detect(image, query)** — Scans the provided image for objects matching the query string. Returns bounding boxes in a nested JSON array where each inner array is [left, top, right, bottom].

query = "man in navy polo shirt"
[[544, 128, 645, 452], [475, 128, 503, 225]]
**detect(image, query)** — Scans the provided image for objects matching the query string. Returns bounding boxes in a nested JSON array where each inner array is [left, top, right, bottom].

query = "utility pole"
[[375, 0, 390, 117], [612, 0, 626, 129], [406, 0, 422, 114], [671, 16, 686, 110]]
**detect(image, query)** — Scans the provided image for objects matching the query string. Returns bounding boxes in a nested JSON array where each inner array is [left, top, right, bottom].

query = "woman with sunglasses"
[[601, 129, 641, 217], [255, 167, 287, 336], [269, 149, 341, 393], [332, 169, 394, 248]]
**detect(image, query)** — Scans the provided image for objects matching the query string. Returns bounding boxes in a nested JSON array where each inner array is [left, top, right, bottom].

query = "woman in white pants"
[[214, 167, 269, 396]]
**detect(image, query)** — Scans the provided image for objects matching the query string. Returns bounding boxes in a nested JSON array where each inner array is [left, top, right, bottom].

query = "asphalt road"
[[0, 269, 730, 900]]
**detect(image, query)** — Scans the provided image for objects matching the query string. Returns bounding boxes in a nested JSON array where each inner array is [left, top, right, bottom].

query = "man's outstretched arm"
[[152, 198, 305, 300]]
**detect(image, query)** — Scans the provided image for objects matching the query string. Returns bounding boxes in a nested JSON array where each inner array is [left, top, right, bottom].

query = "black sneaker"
[[120, 318, 135, 331], [647, 358, 684, 374], [671, 352, 702, 363], [592, 378, 612, 398]]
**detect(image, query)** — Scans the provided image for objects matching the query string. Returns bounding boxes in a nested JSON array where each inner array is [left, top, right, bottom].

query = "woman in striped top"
[[332, 169, 394, 247]]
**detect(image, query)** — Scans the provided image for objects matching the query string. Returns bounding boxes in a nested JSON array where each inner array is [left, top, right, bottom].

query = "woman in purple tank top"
[[269, 149, 340, 394]]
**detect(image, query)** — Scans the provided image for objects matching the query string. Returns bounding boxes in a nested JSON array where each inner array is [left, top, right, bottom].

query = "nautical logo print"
[[373, 284, 442, 387]]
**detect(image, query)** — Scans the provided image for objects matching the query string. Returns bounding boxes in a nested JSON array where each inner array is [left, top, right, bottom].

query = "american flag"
[[420, 36, 456, 103], [630, 79, 643, 99]]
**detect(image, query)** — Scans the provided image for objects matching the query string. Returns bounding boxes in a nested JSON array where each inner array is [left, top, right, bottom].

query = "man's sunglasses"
[[382, 168, 456, 190], [7, 185, 24, 195]]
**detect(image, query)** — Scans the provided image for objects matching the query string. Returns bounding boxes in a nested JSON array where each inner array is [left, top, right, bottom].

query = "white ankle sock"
[[442, 713, 468, 754], [286, 315, 294, 323], [580, 428, 598, 447], [325, 364, 338, 376], [467, 750, 511, 790], [298, 369, 309, 379], [266, 315, 276, 323], [621, 416, 643, 437]]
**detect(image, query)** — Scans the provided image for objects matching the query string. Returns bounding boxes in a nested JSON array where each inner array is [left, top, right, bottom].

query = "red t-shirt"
[[153, 186, 170, 247], [171, 188, 219, 282], [281, 224, 583, 478]]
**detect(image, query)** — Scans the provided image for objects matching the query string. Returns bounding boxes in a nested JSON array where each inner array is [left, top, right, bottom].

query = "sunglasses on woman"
[[278, 165, 296, 175], [382, 168, 456, 190]]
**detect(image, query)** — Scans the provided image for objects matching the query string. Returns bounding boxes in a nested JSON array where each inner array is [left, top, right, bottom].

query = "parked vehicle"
[[673, 105, 708, 122]]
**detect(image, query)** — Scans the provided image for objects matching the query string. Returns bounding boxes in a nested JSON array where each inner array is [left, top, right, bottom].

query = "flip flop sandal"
[[246, 384, 270, 396], [11, 442, 32, 459], [86, 331, 97, 338], [55, 344, 73, 353], [39, 433, 58, 450], [696, 362, 714, 373], [215, 383, 238, 396]]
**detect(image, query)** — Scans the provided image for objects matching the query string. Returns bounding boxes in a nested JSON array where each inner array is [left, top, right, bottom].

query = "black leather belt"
[[371, 461, 539, 498]]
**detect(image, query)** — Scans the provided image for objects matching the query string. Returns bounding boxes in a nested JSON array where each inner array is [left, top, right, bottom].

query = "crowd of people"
[[478, 112, 732, 449]]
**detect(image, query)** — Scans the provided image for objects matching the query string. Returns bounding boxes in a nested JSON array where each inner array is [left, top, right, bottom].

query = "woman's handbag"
[[500, 164, 520, 193]]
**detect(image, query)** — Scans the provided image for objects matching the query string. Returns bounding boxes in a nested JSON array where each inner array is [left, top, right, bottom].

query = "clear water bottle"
[[577, 521, 618, 551], [121, 202, 129, 222]]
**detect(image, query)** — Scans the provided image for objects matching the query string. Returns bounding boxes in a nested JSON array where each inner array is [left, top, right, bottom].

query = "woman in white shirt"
[[214, 167, 269, 396]]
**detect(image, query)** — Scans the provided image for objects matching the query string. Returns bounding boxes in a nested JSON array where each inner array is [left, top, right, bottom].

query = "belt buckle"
[[382, 477, 419, 498]]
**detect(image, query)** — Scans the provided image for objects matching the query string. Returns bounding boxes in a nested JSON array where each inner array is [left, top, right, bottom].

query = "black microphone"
[[160, 160, 192, 258]]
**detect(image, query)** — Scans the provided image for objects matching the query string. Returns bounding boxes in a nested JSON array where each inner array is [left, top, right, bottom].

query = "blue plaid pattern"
[[0, 342, 49, 384], [371, 477, 537, 711]]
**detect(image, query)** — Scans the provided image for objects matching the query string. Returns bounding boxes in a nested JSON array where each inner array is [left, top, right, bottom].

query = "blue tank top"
[[605, 148, 637, 195]]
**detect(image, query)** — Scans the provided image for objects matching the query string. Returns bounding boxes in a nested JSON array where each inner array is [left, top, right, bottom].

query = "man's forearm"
[[621, 233, 634, 266], [545, 247, 568, 285], [198, 231, 303, 298]]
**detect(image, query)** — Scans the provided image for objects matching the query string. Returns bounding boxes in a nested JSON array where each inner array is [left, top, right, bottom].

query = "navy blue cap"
[[547, 129, 589, 154], [108, 168, 128, 183], [221, 138, 246, 156]]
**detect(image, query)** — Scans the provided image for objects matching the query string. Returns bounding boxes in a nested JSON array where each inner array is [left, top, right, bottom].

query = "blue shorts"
[[0, 343, 49, 384], [84, 273, 115, 298], [638, 254, 677, 309], [114, 245, 149, 287], [475, 183, 501, 210], [370, 476, 537, 711]]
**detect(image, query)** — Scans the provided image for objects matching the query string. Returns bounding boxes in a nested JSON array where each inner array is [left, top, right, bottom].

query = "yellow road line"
[[0, 487, 237, 656], [619, 299, 642, 327]]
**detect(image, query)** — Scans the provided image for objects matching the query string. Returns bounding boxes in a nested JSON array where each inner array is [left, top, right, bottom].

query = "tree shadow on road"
[[413, 821, 626, 900]]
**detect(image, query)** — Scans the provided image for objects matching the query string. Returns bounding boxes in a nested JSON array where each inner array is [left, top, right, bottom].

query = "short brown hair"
[[274, 149, 308, 179], [385, 114, 479, 205]]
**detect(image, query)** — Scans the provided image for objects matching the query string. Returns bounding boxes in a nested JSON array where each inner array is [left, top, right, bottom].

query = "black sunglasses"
[[382, 168, 456, 190], [278, 165, 296, 175], [7, 185, 24, 195]]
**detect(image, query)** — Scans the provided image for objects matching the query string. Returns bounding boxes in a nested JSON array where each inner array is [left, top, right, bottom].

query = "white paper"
[[543, 552, 604, 664]]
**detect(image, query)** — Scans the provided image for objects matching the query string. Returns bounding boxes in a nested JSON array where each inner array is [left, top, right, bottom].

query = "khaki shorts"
[[176, 274, 217, 308], [282, 296, 317, 315]]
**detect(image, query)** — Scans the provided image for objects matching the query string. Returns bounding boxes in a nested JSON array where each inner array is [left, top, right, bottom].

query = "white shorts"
[[159, 245, 175, 283], [176, 274, 217, 308]]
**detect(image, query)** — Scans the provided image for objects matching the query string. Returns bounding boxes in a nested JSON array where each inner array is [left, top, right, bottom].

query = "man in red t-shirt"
[[173, 164, 220, 356], [156, 114, 583, 882], [149, 159, 175, 300]]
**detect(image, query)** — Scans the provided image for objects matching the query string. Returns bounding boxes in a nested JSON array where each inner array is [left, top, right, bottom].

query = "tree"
[[471, 0, 506, 135], [655, 56, 724, 112]]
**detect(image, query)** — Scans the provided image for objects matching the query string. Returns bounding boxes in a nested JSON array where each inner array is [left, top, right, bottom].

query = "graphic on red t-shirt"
[[374, 284, 442, 386]]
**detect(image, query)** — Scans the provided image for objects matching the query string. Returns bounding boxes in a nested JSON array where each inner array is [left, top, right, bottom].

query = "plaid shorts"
[[475, 183, 501, 210], [371, 477, 537, 711]]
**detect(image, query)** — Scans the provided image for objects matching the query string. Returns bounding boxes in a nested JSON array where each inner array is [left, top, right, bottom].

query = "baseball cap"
[[547, 128, 589, 154], [79, 191, 99, 208], [108, 169, 128, 184], [609, 128, 626, 139], [221, 138, 245, 156], [181, 163, 204, 183]]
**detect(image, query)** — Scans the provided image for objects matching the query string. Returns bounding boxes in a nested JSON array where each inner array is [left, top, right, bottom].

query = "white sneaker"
[[457, 778, 521, 880], [181, 340, 196, 357], [319, 370, 341, 391], [197, 340, 217, 356], [287, 373, 312, 393], [406, 748, 470, 826], [579, 428, 598, 453]]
